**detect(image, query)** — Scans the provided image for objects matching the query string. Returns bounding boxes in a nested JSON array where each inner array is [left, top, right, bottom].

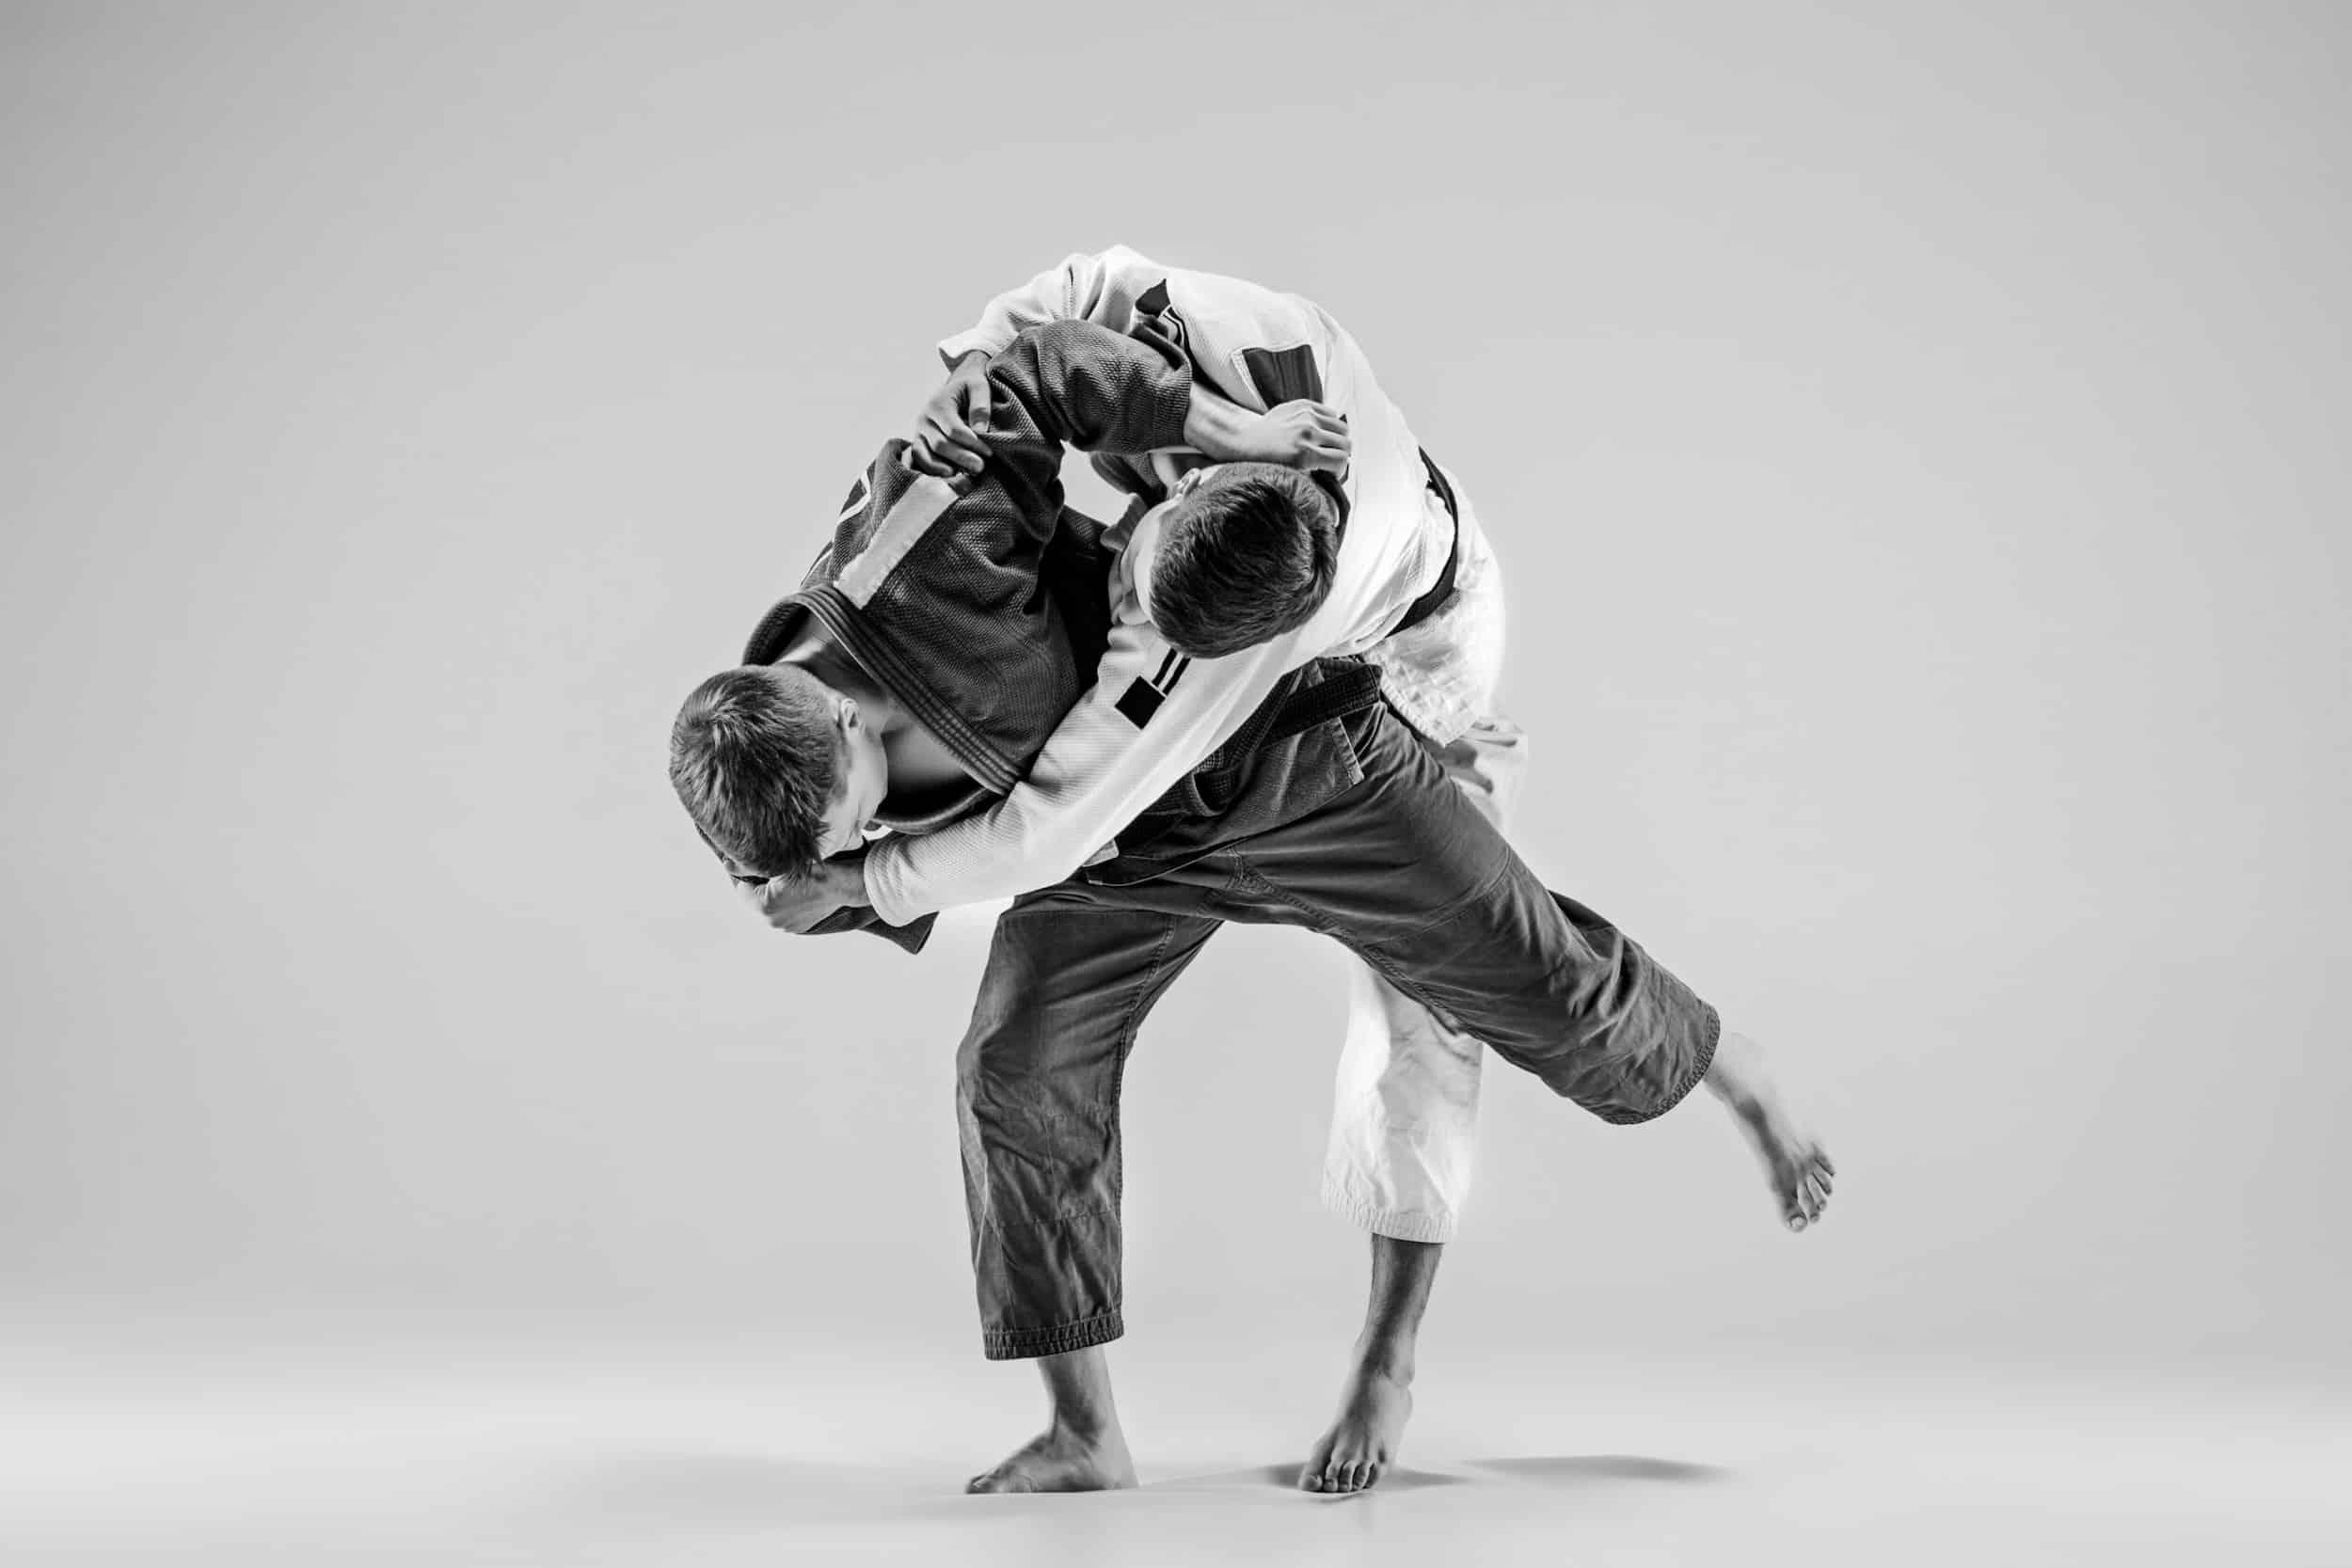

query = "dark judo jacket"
[[734, 321, 1196, 949]]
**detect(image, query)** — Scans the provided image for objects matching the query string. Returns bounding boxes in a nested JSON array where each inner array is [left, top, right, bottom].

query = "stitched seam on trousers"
[[982, 1307, 1125, 1361], [1320, 1179, 1459, 1244], [1603, 1001, 1723, 1126], [1104, 916, 1185, 1274]]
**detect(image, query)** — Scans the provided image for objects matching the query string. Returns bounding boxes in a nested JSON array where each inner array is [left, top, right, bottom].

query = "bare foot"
[[1299, 1360, 1413, 1495], [966, 1420, 1136, 1495], [1704, 1030, 1836, 1231]]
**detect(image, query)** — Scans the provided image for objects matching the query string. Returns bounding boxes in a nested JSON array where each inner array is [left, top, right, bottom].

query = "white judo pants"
[[1320, 472, 1524, 1243]]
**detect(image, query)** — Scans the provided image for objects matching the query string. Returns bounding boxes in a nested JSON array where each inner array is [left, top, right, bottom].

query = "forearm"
[[987, 320, 1194, 460], [1180, 381, 1260, 462], [861, 805, 1099, 923], [860, 626, 1295, 923]]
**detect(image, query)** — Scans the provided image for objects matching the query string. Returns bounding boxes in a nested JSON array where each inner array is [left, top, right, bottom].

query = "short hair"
[[1148, 463, 1341, 657], [669, 664, 838, 880]]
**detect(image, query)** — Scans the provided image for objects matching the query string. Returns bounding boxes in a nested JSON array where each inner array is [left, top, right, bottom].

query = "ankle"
[[1351, 1335, 1416, 1386], [1704, 1036, 1764, 1108], [1705, 1067, 1761, 1114], [1049, 1404, 1120, 1444]]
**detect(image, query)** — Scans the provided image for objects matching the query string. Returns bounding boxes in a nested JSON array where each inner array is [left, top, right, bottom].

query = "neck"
[[774, 640, 906, 736], [772, 630, 976, 809]]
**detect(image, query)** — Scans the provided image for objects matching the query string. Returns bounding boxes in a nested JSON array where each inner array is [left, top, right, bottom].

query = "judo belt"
[[1141, 657, 1386, 820], [1389, 447, 1461, 636]]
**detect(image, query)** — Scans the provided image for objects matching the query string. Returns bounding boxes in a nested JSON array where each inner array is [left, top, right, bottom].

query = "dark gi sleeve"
[[976, 320, 1194, 528]]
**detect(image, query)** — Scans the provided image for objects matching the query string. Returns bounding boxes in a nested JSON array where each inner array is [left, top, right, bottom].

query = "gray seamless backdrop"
[[4, 1, 2345, 1370]]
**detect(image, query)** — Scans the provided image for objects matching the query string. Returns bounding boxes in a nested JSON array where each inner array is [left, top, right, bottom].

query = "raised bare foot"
[[1299, 1358, 1414, 1495], [1705, 1029, 1836, 1232], [966, 1420, 1137, 1495]]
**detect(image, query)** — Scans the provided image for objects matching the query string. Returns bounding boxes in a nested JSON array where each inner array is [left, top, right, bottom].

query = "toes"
[[1301, 1434, 1339, 1492], [1820, 1150, 1836, 1179], [1788, 1211, 1808, 1232], [1360, 1461, 1385, 1492], [1301, 1434, 1338, 1492]]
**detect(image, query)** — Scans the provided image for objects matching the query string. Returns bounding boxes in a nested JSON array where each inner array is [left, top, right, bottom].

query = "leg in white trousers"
[[1320, 474, 1522, 1243]]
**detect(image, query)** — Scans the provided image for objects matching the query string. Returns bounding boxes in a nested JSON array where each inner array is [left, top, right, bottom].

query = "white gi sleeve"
[[860, 614, 1301, 924], [936, 246, 1180, 367]]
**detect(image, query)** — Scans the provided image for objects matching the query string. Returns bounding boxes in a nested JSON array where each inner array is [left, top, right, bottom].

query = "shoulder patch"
[[837, 472, 871, 525], [1240, 343, 1324, 406], [1114, 650, 1192, 729], [1115, 679, 1164, 728], [1130, 277, 1192, 365]]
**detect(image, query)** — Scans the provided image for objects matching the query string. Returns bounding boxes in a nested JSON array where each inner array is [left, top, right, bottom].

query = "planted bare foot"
[[966, 1420, 1136, 1495], [1705, 1030, 1836, 1231], [1299, 1357, 1413, 1495]]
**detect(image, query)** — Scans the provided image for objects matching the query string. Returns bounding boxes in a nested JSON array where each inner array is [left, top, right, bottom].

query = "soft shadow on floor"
[[1467, 1455, 1732, 1485], [514, 1448, 1733, 1544], [1163, 1463, 1469, 1494]]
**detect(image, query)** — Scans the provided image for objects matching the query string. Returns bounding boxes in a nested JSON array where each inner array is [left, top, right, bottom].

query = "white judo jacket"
[[860, 247, 1460, 926]]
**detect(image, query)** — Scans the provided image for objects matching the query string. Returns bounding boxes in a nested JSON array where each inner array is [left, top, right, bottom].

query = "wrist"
[[1182, 390, 1254, 462]]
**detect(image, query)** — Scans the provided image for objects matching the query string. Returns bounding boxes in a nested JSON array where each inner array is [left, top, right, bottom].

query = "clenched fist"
[[736, 853, 869, 935], [905, 350, 993, 480], [1226, 400, 1350, 475]]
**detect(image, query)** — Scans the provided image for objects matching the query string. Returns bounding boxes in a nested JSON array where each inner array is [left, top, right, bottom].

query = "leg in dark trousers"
[[958, 901, 1222, 1360], [957, 899, 1221, 1496], [959, 702, 1831, 1492]]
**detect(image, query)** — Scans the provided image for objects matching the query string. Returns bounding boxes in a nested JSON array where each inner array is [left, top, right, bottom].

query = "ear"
[[836, 696, 862, 735]]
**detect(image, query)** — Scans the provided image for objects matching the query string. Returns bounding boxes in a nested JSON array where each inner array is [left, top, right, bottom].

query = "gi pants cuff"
[[1320, 1181, 1459, 1243], [1599, 1001, 1723, 1127], [981, 1307, 1125, 1362]]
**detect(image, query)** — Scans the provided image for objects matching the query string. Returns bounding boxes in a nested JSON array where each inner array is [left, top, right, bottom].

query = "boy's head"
[[668, 663, 888, 880], [1141, 462, 1341, 658]]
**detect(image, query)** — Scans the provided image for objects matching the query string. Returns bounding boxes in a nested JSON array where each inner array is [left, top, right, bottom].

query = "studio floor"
[[4, 1313, 2344, 1567]]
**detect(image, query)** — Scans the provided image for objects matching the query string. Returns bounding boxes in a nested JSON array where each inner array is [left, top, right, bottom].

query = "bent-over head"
[[1146, 463, 1341, 658], [669, 663, 845, 881]]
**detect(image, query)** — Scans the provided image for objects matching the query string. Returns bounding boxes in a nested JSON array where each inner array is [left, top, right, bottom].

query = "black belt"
[[1137, 657, 1385, 822], [1391, 447, 1461, 636]]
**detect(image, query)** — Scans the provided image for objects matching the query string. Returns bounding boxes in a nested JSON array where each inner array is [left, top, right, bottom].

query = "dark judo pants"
[[956, 699, 1721, 1360]]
